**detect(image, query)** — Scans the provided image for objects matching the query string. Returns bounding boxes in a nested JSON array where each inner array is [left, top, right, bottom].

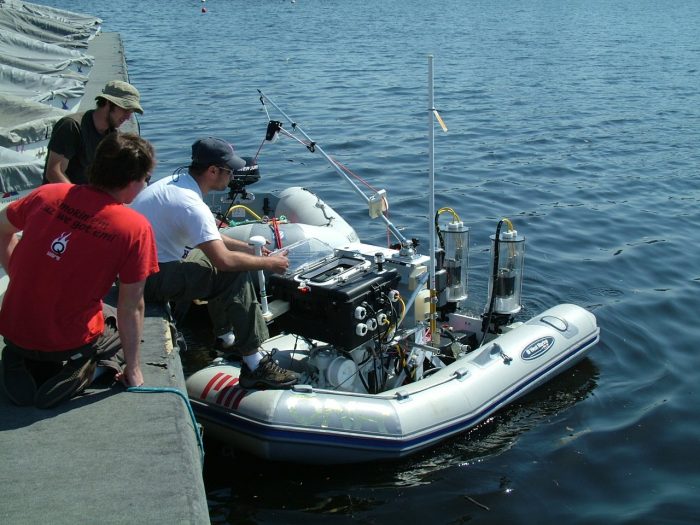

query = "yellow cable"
[[437, 207, 461, 223], [501, 218, 517, 258], [226, 205, 262, 221], [430, 289, 439, 346], [397, 296, 407, 325]]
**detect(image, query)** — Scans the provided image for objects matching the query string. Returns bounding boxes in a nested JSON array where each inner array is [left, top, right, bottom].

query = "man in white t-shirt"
[[131, 137, 297, 389]]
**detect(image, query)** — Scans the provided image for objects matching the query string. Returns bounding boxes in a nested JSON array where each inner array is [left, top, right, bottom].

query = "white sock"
[[218, 331, 236, 348], [243, 352, 263, 371]]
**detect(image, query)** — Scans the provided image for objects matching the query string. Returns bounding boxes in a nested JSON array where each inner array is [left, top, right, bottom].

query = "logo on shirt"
[[47, 232, 71, 261]]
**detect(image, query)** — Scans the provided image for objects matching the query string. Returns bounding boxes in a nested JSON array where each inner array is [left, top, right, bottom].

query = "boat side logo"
[[521, 336, 555, 361]]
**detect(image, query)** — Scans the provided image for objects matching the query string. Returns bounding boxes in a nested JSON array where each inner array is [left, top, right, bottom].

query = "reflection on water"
[[399, 359, 599, 485]]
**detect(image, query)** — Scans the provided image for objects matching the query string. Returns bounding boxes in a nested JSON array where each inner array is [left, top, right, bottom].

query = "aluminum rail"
[[258, 89, 410, 247]]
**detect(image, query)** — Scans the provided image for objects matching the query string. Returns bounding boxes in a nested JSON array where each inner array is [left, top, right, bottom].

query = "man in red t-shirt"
[[0, 133, 159, 408]]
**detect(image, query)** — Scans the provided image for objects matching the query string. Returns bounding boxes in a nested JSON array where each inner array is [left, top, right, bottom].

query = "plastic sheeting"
[[10, 1, 102, 28], [0, 1, 97, 190], [0, 3, 96, 48], [0, 146, 42, 193], [0, 29, 93, 75], [0, 94, 67, 147], [1, 64, 85, 106]]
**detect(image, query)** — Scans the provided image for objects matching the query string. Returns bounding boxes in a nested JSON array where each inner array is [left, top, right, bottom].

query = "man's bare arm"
[[44, 151, 71, 183], [115, 280, 147, 387], [198, 238, 288, 274], [0, 208, 20, 270]]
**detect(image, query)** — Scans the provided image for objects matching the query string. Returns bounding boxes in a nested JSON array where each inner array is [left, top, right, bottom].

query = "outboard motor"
[[227, 156, 260, 201]]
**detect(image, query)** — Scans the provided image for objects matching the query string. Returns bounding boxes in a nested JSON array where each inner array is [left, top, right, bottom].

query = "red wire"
[[271, 218, 283, 249]]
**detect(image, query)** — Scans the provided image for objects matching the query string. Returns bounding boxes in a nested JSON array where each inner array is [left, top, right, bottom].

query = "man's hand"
[[117, 280, 146, 389], [116, 364, 144, 387], [265, 250, 289, 274]]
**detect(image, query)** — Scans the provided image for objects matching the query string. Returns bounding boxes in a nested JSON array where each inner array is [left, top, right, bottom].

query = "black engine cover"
[[269, 259, 399, 349]]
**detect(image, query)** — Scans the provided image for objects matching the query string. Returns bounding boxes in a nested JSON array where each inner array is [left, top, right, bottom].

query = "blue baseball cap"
[[191, 137, 246, 171]]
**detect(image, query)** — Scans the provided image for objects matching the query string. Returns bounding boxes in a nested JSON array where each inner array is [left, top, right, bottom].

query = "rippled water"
[[40, 0, 700, 522]]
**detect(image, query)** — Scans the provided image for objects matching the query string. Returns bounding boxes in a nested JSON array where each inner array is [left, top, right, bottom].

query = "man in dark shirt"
[[43, 80, 144, 184]]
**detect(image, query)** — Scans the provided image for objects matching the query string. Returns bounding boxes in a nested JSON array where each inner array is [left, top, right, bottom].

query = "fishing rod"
[[257, 89, 411, 249]]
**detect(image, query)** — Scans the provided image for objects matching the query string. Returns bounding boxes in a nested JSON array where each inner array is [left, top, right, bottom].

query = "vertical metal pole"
[[428, 55, 439, 345]]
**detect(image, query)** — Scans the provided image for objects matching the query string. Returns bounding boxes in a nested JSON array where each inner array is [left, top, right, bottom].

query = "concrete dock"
[[0, 32, 210, 524], [76, 31, 140, 134]]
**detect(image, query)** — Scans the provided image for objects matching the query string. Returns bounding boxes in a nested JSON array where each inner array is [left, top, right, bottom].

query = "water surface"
[[39, 0, 700, 522]]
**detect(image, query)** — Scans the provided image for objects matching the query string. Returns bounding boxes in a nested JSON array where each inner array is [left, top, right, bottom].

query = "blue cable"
[[127, 386, 205, 467]]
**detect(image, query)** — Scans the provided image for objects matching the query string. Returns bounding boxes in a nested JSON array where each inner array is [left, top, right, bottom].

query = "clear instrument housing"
[[487, 230, 525, 314], [441, 221, 469, 302]]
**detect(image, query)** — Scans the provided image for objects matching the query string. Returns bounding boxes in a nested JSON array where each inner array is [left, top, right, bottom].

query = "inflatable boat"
[[187, 268, 598, 464], [186, 71, 600, 464], [208, 186, 358, 249]]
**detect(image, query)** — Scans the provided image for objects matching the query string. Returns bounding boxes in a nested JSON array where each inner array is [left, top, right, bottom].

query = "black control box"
[[269, 257, 399, 349]]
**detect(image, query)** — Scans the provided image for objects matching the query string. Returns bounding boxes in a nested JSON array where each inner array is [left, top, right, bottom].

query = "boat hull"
[[186, 303, 600, 464]]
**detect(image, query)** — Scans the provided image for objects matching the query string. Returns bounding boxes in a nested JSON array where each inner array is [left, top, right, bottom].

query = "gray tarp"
[[0, 146, 42, 192], [0, 64, 85, 105], [12, 1, 102, 28], [0, 28, 93, 75], [0, 1, 100, 191], [0, 4, 95, 48], [0, 93, 67, 147]]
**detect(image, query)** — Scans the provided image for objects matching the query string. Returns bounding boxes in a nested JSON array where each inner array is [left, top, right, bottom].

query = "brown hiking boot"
[[239, 352, 297, 389], [34, 357, 97, 409]]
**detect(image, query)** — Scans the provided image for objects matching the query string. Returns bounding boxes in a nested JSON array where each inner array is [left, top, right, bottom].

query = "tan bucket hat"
[[96, 80, 144, 114]]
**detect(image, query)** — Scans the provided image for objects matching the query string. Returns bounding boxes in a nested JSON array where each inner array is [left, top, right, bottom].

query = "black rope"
[[434, 210, 445, 251], [479, 219, 505, 347]]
